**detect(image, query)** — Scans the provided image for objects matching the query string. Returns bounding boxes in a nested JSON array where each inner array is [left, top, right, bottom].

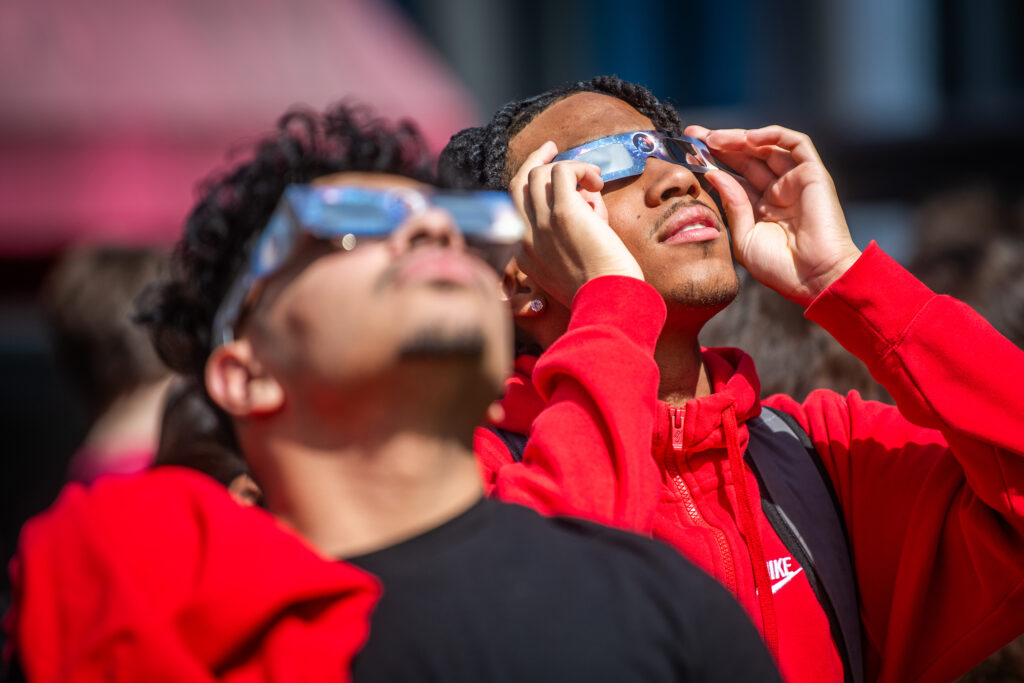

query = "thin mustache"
[[649, 199, 719, 240]]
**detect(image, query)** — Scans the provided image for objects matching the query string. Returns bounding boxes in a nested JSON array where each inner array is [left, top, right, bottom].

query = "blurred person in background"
[[909, 185, 1024, 350], [907, 184, 1024, 683], [4, 102, 779, 682], [440, 75, 1024, 683], [41, 246, 174, 483], [700, 269, 892, 403]]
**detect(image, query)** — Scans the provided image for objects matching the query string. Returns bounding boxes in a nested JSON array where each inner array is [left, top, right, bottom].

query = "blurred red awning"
[[0, 0, 480, 256]]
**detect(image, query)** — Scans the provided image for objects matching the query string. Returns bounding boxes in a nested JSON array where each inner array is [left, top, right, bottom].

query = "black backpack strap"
[[482, 425, 528, 463], [748, 407, 863, 683]]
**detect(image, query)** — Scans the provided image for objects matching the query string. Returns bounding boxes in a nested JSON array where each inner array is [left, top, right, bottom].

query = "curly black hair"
[[438, 75, 685, 191], [137, 102, 435, 381]]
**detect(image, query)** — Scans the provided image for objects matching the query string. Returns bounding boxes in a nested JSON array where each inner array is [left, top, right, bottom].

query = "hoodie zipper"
[[663, 405, 737, 595]]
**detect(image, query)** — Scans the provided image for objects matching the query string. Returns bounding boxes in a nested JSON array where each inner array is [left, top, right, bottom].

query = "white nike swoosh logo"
[[771, 567, 804, 594]]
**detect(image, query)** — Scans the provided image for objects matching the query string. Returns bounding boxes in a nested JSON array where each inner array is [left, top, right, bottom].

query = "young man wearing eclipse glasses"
[[441, 76, 1024, 683], [5, 104, 780, 682]]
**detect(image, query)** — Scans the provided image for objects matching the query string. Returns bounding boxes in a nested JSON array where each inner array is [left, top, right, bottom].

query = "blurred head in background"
[[41, 245, 174, 482]]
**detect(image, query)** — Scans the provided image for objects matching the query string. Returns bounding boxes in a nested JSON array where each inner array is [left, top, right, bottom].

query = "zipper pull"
[[670, 405, 684, 453]]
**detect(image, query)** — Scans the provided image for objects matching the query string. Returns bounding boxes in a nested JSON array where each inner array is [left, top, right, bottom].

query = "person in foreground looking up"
[[3, 102, 780, 683], [441, 75, 1024, 683]]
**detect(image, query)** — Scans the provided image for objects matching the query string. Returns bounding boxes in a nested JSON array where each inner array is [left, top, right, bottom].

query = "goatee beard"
[[398, 326, 486, 360], [675, 280, 740, 309]]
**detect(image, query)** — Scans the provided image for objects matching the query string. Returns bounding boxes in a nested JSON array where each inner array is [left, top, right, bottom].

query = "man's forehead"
[[312, 171, 429, 191], [508, 92, 655, 171]]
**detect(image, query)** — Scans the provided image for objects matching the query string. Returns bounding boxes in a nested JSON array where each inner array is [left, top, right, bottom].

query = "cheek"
[[602, 187, 646, 237], [604, 208, 648, 257], [263, 264, 380, 368]]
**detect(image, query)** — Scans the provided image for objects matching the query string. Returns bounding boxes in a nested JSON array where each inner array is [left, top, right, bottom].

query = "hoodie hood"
[[9, 468, 381, 682], [500, 346, 762, 444], [652, 347, 763, 454], [495, 354, 545, 435]]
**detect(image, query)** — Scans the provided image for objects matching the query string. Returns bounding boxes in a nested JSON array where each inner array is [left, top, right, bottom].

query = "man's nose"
[[643, 158, 702, 206], [389, 207, 466, 252]]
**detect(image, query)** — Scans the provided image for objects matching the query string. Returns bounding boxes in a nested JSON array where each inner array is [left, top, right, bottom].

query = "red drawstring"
[[723, 405, 779, 658]]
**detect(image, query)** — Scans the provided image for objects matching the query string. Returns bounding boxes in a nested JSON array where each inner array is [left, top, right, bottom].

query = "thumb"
[[704, 169, 754, 250]]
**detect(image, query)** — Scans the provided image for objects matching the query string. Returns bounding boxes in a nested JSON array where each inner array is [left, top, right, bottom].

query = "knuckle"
[[550, 204, 572, 224], [552, 161, 576, 180]]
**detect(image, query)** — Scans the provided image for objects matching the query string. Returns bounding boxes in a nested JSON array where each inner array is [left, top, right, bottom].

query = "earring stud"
[[529, 298, 546, 313]]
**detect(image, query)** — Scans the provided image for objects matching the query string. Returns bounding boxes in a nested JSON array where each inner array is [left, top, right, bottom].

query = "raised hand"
[[685, 125, 862, 307], [508, 141, 643, 308]]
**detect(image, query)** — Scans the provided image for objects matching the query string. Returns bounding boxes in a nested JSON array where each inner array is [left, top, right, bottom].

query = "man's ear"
[[205, 340, 284, 418], [501, 260, 546, 321]]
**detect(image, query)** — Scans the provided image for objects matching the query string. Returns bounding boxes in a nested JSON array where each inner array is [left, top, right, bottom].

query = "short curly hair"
[[137, 103, 434, 381], [438, 75, 685, 191]]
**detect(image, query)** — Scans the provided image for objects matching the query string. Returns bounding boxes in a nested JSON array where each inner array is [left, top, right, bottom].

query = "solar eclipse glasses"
[[552, 130, 727, 183], [211, 185, 524, 347]]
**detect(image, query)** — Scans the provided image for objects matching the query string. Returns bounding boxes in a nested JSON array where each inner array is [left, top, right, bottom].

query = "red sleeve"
[[7, 468, 380, 683], [765, 242, 1024, 683], [475, 275, 665, 530]]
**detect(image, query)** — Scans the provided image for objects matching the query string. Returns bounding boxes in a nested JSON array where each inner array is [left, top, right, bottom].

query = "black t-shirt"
[[346, 498, 780, 683]]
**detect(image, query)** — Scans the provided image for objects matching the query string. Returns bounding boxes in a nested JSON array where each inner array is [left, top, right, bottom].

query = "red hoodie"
[[474, 243, 1024, 683], [5, 468, 380, 682]]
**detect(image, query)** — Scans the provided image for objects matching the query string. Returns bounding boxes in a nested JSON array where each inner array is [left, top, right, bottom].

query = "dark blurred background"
[[2, 0, 1022, 597]]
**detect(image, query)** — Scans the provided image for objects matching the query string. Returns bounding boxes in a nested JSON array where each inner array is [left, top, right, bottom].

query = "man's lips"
[[657, 205, 722, 245], [393, 248, 486, 287]]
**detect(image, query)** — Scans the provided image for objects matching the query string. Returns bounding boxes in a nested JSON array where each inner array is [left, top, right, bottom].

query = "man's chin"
[[683, 288, 738, 310], [669, 274, 740, 310], [397, 327, 487, 361]]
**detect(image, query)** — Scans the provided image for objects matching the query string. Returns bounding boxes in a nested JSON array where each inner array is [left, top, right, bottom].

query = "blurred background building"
[[1, 0, 1022, 596], [398, 0, 1023, 257]]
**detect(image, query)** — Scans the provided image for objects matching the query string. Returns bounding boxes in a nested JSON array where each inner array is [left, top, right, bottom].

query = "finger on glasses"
[[526, 156, 603, 228], [688, 126, 780, 193], [707, 136, 799, 183], [526, 162, 558, 228], [755, 146, 799, 178], [552, 160, 604, 197], [510, 141, 559, 230], [744, 125, 824, 165], [549, 162, 603, 227]]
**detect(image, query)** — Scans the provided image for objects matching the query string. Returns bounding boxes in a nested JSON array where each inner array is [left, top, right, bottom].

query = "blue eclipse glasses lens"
[[552, 130, 724, 183], [211, 185, 524, 347]]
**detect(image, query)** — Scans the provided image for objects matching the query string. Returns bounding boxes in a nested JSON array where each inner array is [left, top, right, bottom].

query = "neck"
[[258, 432, 483, 559], [246, 363, 491, 558], [654, 325, 712, 406]]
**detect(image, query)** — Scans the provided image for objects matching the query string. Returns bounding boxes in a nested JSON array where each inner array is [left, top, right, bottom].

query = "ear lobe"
[[501, 266, 547, 320], [510, 292, 547, 319], [205, 341, 284, 418]]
